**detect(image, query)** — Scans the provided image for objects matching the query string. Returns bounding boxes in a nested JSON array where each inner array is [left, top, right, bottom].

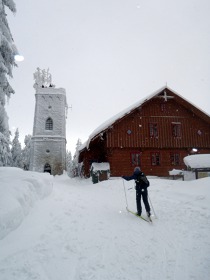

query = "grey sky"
[[6, 0, 210, 154]]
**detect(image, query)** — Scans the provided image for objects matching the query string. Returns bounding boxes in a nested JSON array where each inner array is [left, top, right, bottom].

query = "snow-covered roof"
[[91, 162, 110, 171], [86, 86, 164, 148], [184, 154, 210, 168], [79, 86, 210, 151]]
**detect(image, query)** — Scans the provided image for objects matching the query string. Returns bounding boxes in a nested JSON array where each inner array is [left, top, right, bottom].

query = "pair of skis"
[[126, 207, 152, 223], [122, 179, 153, 224]]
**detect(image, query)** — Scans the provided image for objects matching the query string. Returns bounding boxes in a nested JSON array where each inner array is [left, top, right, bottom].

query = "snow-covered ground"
[[0, 168, 210, 280]]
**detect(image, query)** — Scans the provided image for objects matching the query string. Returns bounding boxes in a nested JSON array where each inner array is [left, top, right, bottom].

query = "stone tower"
[[29, 68, 67, 175]]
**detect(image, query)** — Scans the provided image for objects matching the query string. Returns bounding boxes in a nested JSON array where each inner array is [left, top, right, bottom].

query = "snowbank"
[[0, 172, 210, 279], [184, 154, 210, 168], [0, 167, 53, 240]]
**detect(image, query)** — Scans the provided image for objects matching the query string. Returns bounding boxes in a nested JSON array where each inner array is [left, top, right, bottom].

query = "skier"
[[122, 167, 151, 217]]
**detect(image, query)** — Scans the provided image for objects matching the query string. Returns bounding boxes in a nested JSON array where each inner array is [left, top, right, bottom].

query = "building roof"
[[79, 86, 210, 151]]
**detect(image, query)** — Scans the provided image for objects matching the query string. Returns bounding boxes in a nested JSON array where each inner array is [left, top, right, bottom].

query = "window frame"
[[160, 103, 166, 112], [170, 152, 180, 166], [130, 151, 141, 167], [150, 152, 161, 166], [149, 122, 158, 137], [45, 117, 53, 130], [172, 123, 181, 137]]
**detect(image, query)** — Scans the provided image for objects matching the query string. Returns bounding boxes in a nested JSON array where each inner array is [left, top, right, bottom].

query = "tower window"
[[45, 118, 53, 130]]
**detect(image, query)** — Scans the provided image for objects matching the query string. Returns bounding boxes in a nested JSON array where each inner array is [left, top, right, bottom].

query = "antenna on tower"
[[65, 105, 72, 118]]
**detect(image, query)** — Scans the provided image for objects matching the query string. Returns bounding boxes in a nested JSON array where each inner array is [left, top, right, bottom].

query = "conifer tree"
[[22, 134, 31, 170], [72, 139, 82, 177], [0, 0, 17, 166], [11, 128, 22, 167], [66, 150, 73, 177], [0, 128, 12, 166]]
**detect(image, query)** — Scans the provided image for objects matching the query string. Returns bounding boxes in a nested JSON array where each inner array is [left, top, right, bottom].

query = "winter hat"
[[134, 166, 141, 172]]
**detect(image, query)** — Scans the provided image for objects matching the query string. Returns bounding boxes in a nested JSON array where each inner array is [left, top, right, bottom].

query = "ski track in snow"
[[0, 175, 210, 280]]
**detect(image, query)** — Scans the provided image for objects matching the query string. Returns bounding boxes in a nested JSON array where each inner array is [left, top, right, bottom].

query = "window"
[[149, 123, 158, 137], [45, 117, 53, 130], [131, 152, 141, 166], [151, 152, 160, 166], [172, 123, 181, 137], [170, 153, 180, 166], [160, 103, 166, 112]]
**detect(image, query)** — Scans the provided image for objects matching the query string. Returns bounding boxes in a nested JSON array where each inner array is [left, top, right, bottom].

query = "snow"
[[0, 168, 53, 240], [0, 168, 210, 280], [169, 169, 183, 175], [91, 162, 110, 171], [184, 154, 210, 168]]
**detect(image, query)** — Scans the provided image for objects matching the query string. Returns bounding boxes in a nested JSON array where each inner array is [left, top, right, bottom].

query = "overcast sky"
[[6, 0, 210, 154]]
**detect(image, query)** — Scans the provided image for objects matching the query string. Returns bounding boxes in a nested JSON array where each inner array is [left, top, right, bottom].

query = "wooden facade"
[[79, 87, 210, 177]]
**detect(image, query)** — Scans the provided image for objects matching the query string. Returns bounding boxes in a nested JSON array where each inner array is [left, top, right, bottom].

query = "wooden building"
[[78, 86, 210, 178]]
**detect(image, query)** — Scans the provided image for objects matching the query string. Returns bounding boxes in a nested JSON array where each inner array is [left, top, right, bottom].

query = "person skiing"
[[122, 166, 151, 217]]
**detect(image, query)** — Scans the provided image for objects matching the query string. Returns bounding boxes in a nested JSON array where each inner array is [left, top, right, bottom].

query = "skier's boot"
[[147, 212, 151, 217]]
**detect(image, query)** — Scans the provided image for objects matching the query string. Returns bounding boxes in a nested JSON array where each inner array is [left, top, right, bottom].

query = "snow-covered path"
[[0, 173, 210, 280]]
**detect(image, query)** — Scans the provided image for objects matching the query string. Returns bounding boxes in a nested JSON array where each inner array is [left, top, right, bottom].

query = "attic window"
[[127, 129, 132, 135], [172, 123, 181, 137], [149, 123, 158, 137], [160, 103, 166, 112]]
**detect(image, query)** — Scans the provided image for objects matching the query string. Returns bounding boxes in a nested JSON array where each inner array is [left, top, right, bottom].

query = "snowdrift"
[[0, 167, 53, 240]]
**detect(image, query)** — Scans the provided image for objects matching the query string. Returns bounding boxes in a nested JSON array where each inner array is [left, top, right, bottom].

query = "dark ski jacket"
[[122, 170, 149, 190]]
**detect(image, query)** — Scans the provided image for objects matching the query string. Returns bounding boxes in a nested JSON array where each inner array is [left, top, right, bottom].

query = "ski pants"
[[136, 188, 150, 214]]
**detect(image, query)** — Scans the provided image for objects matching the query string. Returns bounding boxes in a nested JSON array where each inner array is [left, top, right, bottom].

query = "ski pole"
[[148, 193, 158, 219], [122, 178, 129, 210]]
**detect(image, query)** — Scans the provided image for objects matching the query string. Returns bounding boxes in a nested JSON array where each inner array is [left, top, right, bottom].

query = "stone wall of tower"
[[30, 138, 66, 175], [32, 88, 66, 137], [30, 87, 67, 175]]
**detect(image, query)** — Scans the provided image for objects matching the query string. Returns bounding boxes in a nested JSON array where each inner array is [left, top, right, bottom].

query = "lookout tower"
[[29, 68, 68, 175]]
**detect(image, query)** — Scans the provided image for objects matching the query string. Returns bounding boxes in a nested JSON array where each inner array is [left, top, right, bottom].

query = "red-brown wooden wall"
[[79, 89, 210, 178]]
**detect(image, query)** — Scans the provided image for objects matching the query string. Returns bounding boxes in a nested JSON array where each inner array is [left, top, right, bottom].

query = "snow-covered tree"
[[22, 134, 31, 170], [72, 139, 83, 177], [0, 129, 12, 166], [0, 0, 17, 166], [66, 150, 73, 177], [11, 128, 22, 167]]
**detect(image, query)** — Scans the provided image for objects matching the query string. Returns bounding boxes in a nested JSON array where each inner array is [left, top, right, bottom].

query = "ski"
[[126, 208, 151, 223]]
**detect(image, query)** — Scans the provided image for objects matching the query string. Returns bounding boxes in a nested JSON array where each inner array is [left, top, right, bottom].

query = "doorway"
[[44, 163, 51, 174]]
